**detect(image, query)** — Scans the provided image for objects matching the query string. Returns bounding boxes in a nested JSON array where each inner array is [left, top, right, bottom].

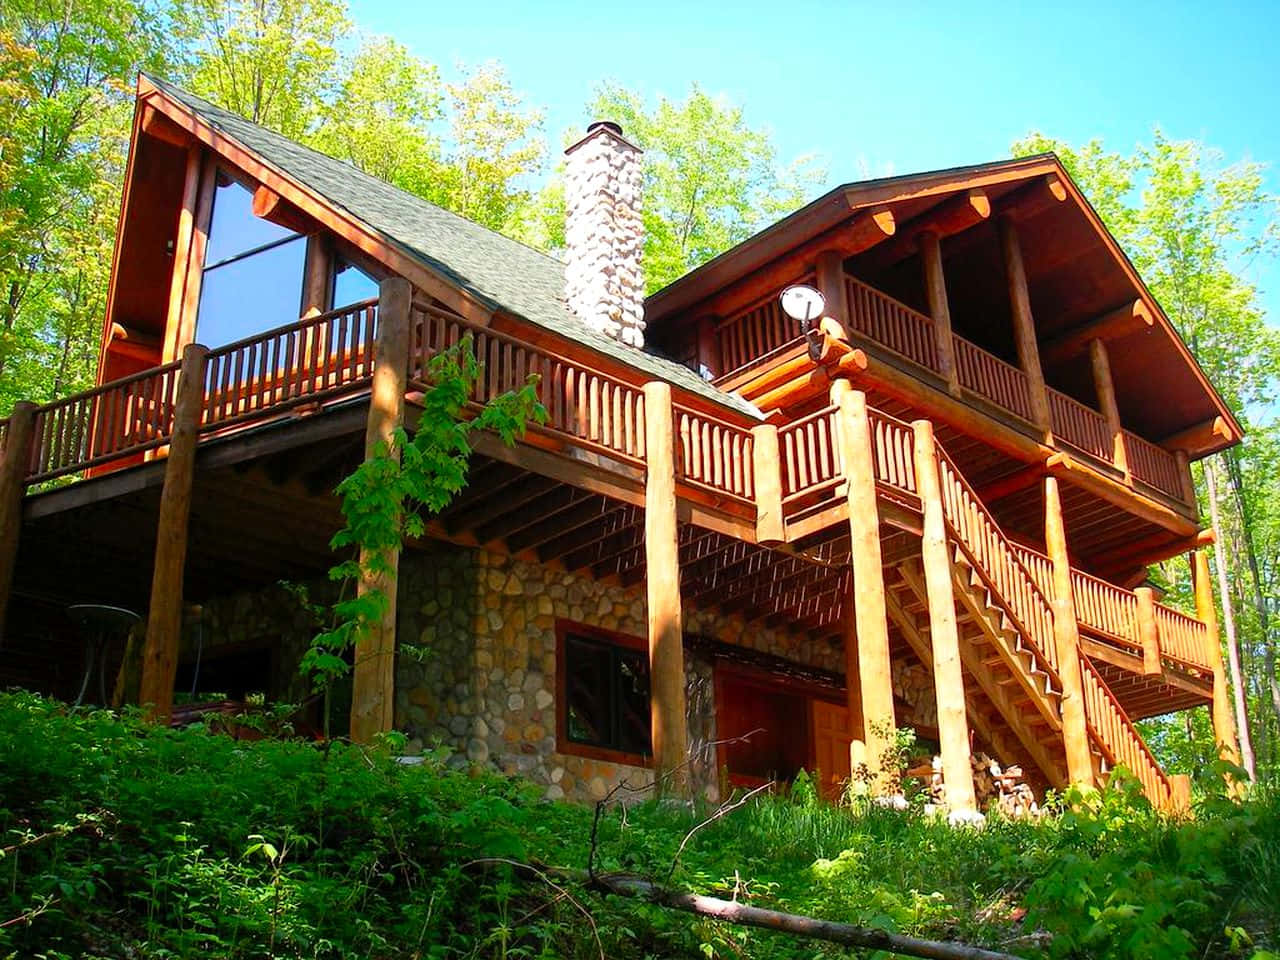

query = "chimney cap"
[[565, 120, 642, 156]]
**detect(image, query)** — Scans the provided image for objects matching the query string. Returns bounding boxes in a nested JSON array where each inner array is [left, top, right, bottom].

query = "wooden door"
[[810, 700, 853, 801]]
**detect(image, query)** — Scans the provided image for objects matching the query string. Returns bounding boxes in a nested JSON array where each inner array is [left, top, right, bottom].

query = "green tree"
[[169, 0, 347, 141], [0, 0, 169, 415], [573, 82, 827, 292]]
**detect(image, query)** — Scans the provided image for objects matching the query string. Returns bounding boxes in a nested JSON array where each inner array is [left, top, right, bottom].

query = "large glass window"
[[560, 627, 651, 758], [196, 172, 306, 347], [332, 256, 379, 310]]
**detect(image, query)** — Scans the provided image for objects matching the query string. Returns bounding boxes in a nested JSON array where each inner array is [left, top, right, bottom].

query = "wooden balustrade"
[[952, 336, 1035, 422], [674, 405, 755, 502], [28, 360, 184, 482], [1153, 604, 1213, 674], [844, 275, 940, 372], [1080, 654, 1173, 807], [778, 406, 841, 503], [411, 302, 647, 466], [867, 408, 918, 499], [716, 285, 809, 377], [203, 300, 378, 430], [1048, 388, 1112, 461], [1124, 430, 1184, 500], [935, 449, 1059, 674]]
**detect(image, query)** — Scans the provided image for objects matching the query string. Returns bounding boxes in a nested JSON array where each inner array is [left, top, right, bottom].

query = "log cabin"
[[0, 76, 1245, 812]]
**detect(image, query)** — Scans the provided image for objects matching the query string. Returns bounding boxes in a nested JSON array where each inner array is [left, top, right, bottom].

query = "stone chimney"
[[563, 121, 645, 347]]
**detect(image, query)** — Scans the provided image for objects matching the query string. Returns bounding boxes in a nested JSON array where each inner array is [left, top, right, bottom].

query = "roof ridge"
[[141, 73, 568, 271]]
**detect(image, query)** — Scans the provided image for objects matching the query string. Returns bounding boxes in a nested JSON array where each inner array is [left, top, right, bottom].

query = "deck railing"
[[1048, 389, 1112, 462], [1153, 604, 1212, 674], [1080, 655, 1173, 807], [716, 280, 811, 377], [952, 336, 1035, 422], [1124, 430, 1184, 500], [674, 404, 755, 503], [936, 447, 1059, 676], [410, 302, 648, 468], [28, 360, 184, 482], [779, 406, 841, 506], [869, 408, 918, 500], [845, 275, 940, 372], [202, 301, 378, 430]]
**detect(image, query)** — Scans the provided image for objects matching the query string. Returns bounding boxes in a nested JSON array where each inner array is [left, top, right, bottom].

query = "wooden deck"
[[0, 288, 1219, 809]]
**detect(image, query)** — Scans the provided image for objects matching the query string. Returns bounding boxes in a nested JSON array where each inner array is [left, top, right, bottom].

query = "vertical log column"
[[138, 343, 209, 720], [751, 422, 785, 545], [815, 250, 851, 340], [1043, 476, 1096, 788], [0, 402, 37, 642], [643, 380, 688, 784], [695, 316, 722, 381], [1089, 338, 1129, 479], [1134, 587, 1162, 676], [831, 378, 895, 792], [911, 419, 977, 814], [1191, 548, 1241, 766], [348, 277, 412, 743], [998, 216, 1052, 435], [161, 145, 203, 363], [918, 231, 961, 396]]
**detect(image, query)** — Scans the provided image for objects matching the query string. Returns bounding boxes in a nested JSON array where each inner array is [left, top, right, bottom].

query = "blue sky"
[[354, 0, 1280, 321]]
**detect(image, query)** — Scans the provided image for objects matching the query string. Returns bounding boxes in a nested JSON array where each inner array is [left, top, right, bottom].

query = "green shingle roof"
[[147, 76, 761, 420]]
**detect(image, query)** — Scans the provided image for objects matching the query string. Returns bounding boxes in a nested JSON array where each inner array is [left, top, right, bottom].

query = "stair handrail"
[[1079, 654, 1174, 806], [933, 445, 1062, 677]]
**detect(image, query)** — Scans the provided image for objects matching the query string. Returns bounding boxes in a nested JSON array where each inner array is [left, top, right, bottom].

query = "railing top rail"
[[952, 336, 1028, 378], [717, 273, 816, 329], [778, 404, 838, 434], [205, 299, 379, 359], [672, 401, 755, 435], [33, 358, 185, 415]]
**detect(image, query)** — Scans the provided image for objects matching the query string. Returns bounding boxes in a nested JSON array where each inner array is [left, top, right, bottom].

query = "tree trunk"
[[1224, 447, 1279, 764], [1204, 457, 1256, 780]]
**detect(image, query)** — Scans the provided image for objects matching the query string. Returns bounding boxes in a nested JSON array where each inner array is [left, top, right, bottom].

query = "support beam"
[[643, 380, 688, 783], [169, 152, 216, 360], [1042, 299, 1154, 366], [1043, 476, 1096, 788], [1191, 549, 1241, 768], [302, 234, 333, 318], [349, 277, 411, 743], [859, 188, 991, 273], [1173, 449, 1197, 508], [999, 173, 1068, 224], [998, 216, 1052, 434], [138, 344, 208, 720], [911, 419, 977, 814], [1088, 338, 1129, 479], [814, 250, 850, 338], [1161, 416, 1233, 457], [0, 402, 36, 641], [831, 379, 896, 792], [918, 231, 960, 396], [751, 423, 784, 545], [161, 145, 202, 363], [1134, 587, 1162, 676]]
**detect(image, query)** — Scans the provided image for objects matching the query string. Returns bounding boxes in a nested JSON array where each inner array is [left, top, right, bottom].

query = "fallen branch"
[[589, 872, 1023, 960]]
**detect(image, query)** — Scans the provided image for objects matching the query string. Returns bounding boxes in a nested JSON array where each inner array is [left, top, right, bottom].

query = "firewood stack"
[[910, 752, 1040, 818]]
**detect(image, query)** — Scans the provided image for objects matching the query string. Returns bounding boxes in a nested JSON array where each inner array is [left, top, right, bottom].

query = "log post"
[[1191, 548, 1241, 767], [1088, 338, 1129, 479], [815, 250, 850, 338], [751, 423, 785, 545], [138, 343, 208, 720], [1173, 449, 1197, 508], [302, 234, 333, 319], [695, 316, 722, 380], [918, 231, 961, 396], [831, 379, 896, 793], [643, 380, 689, 784], [349, 277, 412, 743], [1043, 476, 1096, 788], [998, 216, 1051, 434], [0, 402, 37, 642], [1134, 587, 1162, 676], [161, 145, 203, 363], [911, 419, 977, 813]]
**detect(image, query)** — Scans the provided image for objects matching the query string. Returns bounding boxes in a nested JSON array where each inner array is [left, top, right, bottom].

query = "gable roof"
[[141, 76, 762, 420]]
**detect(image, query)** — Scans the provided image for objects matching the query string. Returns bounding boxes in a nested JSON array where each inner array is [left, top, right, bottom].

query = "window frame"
[[555, 619, 652, 768]]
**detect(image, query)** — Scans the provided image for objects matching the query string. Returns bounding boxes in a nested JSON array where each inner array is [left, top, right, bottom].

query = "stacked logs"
[[911, 752, 1040, 818]]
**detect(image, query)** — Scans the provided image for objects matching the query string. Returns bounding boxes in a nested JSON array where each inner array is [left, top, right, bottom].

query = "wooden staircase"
[[882, 440, 1174, 807]]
